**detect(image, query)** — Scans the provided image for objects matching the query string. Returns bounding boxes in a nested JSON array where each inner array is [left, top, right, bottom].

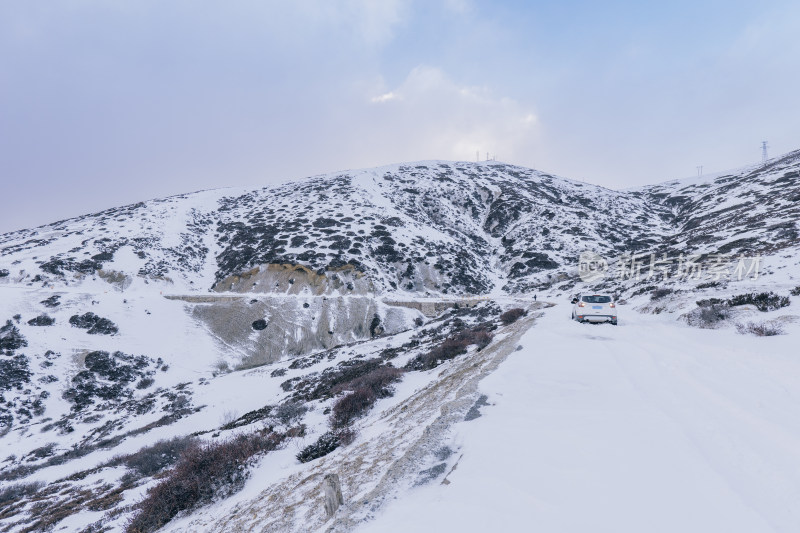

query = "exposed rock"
[[97, 269, 132, 291], [213, 263, 374, 295], [190, 296, 420, 367]]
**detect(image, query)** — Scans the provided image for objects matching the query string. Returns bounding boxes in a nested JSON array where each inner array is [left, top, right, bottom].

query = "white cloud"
[[371, 91, 399, 103], [350, 0, 407, 46], [289, 0, 408, 47], [360, 66, 539, 164]]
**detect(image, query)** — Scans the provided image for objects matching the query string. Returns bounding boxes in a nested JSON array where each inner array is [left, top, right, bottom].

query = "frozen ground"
[[357, 302, 800, 533]]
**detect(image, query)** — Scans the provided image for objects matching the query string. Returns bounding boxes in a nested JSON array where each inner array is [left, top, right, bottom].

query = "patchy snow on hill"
[[0, 151, 799, 532]]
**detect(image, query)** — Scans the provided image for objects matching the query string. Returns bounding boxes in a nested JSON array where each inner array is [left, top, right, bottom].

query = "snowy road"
[[359, 304, 800, 532]]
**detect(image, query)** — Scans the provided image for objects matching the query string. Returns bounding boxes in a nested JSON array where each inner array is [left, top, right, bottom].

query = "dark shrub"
[[291, 358, 386, 402], [220, 405, 274, 431], [736, 321, 784, 336], [62, 351, 151, 410], [126, 431, 285, 533], [69, 313, 118, 335], [406, 325, 493, 371], [0, 269, 9, 278], [649, 288, 673, 301], [499, 308, 525, 325], [296, 431, 346, 463], [727, 292, 790, 312], [699, 305, 729, 324], [686, 304, 730, 328], [0, 481, 43, 506], [331, 387, 377, 428], [27, 315, 55, 326], [696, 298, 723, 307], [0, 320, 27, 353], [331, 366, 403, 398], [114, 436, 198, 477], [29, 443, 56, 459], [0, 354, 31, 391], [336, 427, 357, 446], [791, 286, 800, 297], [40, 295, 61, 307], [136, 377, 155, 389], [631, 284, 658, 297], [273, 402, 309, 425]]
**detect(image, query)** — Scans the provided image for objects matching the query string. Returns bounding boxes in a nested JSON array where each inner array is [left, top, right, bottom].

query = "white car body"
[[571, 293, 617, 324]]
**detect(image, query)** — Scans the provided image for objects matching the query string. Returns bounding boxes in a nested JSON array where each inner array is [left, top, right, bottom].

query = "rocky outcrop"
[[212, 263, 375, 295], [188, 295, 422, 368]]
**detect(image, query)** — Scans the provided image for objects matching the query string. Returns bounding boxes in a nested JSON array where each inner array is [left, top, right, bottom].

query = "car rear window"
[[582, 295, 612, 303]]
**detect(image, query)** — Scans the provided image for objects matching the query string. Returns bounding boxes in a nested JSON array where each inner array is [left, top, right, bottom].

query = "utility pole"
[[696, 165, 703, 177], [761, 141, 768, 165]]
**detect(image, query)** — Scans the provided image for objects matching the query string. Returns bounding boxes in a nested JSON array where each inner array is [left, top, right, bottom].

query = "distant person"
[[534, 294, 537, 301]]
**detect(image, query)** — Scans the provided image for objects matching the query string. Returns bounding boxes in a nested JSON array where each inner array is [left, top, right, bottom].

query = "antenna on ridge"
[[761, 141, 768, 165], [696, 165, 703, 177]]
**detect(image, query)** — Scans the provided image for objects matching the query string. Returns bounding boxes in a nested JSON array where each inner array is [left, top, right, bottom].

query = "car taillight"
[[609, 302, 615, 308], [578, 302, 585, 307]]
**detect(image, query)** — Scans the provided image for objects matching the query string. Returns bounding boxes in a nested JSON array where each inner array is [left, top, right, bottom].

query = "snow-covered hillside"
[[354, 306, 800, 533], [0, 152, 799, 532]]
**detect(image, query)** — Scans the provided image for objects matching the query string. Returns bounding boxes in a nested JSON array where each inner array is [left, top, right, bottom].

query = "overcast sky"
[[2, 0, 799, 233]]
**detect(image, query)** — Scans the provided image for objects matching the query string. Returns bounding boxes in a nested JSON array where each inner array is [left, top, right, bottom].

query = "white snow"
[[357, 304, 800, 533]]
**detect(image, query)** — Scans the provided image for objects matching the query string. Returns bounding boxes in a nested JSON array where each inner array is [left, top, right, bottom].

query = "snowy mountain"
[[1, 152, 799, 532]]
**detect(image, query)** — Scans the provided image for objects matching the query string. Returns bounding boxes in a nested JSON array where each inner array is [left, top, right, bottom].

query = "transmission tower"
[[761, 141, 768, 165]]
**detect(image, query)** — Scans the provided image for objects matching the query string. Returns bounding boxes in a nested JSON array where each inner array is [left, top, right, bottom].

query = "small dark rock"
[[414, 463, 448, 486], [464, 394, 489, 421], [369, 315, 383, 337], [251, 319, 268, 331]]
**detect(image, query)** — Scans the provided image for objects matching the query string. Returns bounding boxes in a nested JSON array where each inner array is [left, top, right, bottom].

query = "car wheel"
[[611, 320, 618, 326]]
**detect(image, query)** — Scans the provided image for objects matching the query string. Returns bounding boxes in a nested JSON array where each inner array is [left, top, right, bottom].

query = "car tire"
[[611, 320, 618, 326]]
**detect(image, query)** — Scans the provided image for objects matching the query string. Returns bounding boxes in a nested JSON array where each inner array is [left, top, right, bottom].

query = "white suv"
[[571, 293, 617, 325]]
